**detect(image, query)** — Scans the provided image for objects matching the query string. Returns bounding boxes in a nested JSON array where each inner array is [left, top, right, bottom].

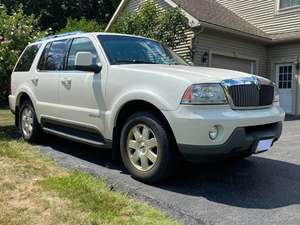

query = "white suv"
[[9, 32, 285, 183]]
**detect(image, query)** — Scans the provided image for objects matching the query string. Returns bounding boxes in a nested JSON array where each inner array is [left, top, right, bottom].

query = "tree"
[[0, 0, 121, 31], [111, 1, 189, 49], [59, 18, 104, 33], [0, 5, 44, 104]]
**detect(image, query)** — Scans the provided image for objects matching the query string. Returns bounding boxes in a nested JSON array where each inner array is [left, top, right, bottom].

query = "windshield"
[[98, 35, 188, 66]]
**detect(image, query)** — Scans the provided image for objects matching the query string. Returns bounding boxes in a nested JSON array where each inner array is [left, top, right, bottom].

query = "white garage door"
[[211, 54, 256, 74]]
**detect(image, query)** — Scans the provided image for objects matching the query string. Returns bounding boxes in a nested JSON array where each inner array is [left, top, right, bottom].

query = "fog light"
[[209, 126, 218, 140]]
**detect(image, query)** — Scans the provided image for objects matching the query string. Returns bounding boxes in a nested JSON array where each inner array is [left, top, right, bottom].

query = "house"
[[106, 0, 300, 116]]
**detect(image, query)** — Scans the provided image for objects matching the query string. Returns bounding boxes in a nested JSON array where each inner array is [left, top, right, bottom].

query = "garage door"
[[211, 54, 256, 74]]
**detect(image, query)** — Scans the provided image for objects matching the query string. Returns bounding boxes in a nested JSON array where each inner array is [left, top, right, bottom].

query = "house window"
[[278, 65, 293, 89], [279, 0, 300, 9]]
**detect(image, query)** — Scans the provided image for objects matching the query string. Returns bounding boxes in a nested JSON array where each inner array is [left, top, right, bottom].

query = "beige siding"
[[192, 28, 268, 76], [124, 0, 194, 61], [217, 0, 300, 35]]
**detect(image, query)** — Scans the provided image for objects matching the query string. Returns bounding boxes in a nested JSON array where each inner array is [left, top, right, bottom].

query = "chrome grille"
[[221, 77, 275, 109], [227, 84, 274, 108]]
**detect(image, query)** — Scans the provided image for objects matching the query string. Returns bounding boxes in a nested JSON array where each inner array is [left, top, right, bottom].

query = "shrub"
[[59, 18, 104, 33], [0, 5, 44, 105], [111, 1, 189, 49]]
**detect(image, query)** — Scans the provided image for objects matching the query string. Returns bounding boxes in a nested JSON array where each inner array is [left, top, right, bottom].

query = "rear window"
[[14, 44, 41, 72], [37, 39, 70, 71]]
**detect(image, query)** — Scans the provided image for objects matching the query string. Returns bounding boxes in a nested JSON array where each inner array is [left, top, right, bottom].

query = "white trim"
[[275, 0, 300, 14], [105, 0, 128, 32], [105, 0, 200, 32]]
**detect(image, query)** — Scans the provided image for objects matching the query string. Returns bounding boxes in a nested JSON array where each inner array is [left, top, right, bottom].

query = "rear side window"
[[14, 44, 41, 72], [37, 39, 69, 71]]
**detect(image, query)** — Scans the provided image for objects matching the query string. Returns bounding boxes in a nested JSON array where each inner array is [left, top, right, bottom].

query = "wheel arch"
[[111, 99, 178, 160]]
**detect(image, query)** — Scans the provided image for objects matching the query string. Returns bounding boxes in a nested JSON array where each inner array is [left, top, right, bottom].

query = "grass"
[[0, 109, 180, 225]]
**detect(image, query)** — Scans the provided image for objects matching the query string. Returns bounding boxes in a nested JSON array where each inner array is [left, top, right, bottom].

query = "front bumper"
[[178, 122, 282, 161], [162, 105, 285, 161]]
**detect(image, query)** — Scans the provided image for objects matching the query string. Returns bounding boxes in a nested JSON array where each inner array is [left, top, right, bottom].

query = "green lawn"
[[0, 109, 180, 225]]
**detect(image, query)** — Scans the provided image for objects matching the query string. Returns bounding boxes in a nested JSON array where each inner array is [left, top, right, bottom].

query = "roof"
[[106, 0, 300, 43], [171, 0, 269, 39]]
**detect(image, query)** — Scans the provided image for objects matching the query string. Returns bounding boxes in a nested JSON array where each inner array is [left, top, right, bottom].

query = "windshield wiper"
[[115, 60, 156, 65]]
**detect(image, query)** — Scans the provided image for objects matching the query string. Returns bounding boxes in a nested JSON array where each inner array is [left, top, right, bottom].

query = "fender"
[[105, 89, 176, 139], [15, 85, 40, 120]]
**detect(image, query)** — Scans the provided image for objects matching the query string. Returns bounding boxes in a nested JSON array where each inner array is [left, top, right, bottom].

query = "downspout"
[[295, 57, 300, 116]]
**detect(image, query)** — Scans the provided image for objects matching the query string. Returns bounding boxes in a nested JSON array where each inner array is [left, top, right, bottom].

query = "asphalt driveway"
[[39, 120, 300, 225]]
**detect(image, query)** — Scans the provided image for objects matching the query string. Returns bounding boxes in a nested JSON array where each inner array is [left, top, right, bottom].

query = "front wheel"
[[120, 111, 179, 183]]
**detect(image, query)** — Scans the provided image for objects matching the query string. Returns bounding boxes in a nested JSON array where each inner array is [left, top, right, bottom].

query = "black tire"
[[19, 100, 42, 143], [120, 111, 179, 183]]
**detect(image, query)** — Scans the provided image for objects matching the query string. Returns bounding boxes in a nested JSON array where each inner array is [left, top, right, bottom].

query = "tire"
[[120, 111, 179, 183], [19, 100, 42, 143]]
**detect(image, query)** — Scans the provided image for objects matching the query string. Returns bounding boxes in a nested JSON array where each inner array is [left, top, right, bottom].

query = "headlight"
[[181, 84, 228, 105]]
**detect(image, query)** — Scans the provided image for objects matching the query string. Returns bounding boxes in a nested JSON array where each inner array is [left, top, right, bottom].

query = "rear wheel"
[[120, 111, 179, 183], [19, 100, 42, 143]]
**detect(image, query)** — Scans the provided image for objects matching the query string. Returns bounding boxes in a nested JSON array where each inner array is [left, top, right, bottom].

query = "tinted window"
[[38, 39, 69, 71], [98, 35, 187, 66], [37, 42, 51, 71], [14, 44, 41, 72], [67, 38, 99, 70]]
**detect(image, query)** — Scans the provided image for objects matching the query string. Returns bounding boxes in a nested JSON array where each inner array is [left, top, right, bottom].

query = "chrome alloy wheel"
[[21, 107, 34, 139], [127, 124, 159, 172]]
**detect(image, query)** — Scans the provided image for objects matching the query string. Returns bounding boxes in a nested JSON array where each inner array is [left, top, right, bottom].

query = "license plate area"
[[255, 139, 273, 154]]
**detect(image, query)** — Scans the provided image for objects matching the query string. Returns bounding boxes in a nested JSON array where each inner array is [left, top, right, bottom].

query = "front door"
[[276, 64, 294, 114], [58, 37, 106, 133]]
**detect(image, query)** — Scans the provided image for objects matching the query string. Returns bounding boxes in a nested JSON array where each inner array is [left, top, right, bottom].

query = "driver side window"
[[67, 38, 99, 71]]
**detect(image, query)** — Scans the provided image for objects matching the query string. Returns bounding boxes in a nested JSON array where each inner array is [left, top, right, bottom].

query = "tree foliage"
[[111, 1, 189, 49], [0, 0, 121, 31], [59, 18, 104, 33], [0, 6, 44, 104]]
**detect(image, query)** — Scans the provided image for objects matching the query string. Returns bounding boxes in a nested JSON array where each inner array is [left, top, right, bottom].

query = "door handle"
[[61, 77, 72, 86], [31, 77, 39, 86]]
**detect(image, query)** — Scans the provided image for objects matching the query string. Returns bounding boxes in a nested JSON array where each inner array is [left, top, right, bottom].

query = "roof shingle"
[[172, 0, 270, 39]]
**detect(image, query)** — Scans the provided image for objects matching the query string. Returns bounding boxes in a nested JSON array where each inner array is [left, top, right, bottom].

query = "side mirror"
[[75, 52, 102, 73]]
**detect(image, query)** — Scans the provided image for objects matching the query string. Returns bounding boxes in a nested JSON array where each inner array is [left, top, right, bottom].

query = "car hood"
[[112, 64, 254, 83]]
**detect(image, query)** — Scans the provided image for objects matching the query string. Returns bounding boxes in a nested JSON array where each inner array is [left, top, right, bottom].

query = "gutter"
[[196, 21, 271, 43]]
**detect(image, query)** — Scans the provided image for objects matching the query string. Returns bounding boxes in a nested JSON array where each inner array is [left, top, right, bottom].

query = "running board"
[[43, 127, 111, 148]]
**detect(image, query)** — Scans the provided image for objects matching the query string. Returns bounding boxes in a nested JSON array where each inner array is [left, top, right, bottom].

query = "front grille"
[[227, 84, 274, 108]]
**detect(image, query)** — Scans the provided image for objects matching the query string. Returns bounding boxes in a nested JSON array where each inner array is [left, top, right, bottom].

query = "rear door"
[[57, 37, 106, 134], [34, 39, 70, 118]]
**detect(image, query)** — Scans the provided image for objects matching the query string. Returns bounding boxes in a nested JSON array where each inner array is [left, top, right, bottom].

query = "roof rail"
[[37, 31, 85, 42]]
